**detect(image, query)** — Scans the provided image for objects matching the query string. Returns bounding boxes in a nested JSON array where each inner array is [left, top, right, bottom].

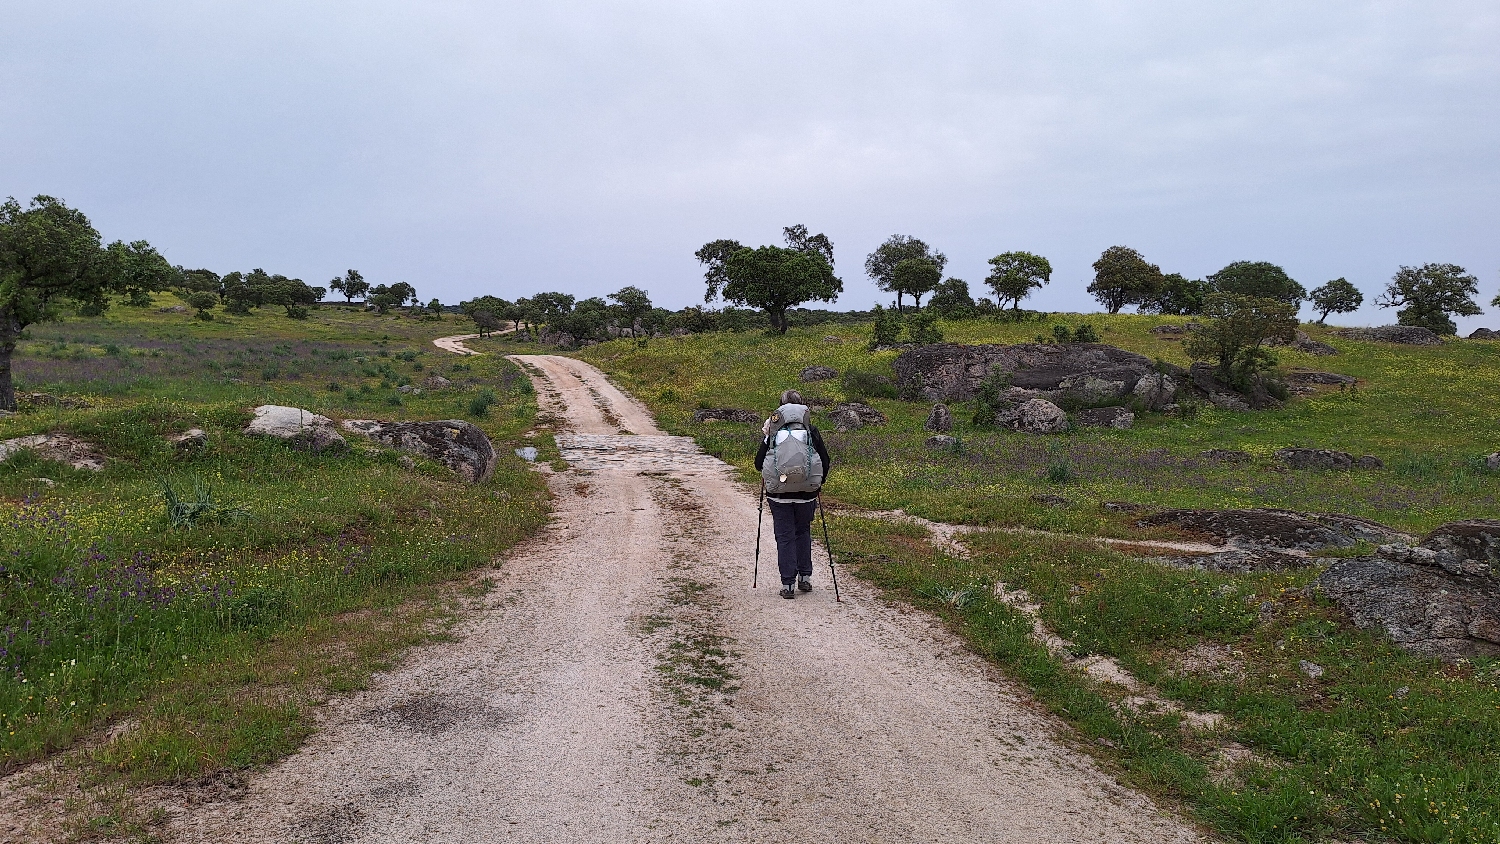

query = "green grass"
[[1, 295, 550, 831], [575, 314, 1500, 534], [573, 314, 1500, 843]]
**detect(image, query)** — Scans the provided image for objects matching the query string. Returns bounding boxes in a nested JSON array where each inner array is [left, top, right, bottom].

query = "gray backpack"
[[762, 403, 824, 496]]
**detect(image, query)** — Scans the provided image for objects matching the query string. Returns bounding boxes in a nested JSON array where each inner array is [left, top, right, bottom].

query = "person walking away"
[[755, 390, 832, 599]]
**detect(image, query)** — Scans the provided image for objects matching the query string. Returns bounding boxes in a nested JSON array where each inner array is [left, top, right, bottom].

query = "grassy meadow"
[[1, 297, 550, 835], [574, 314, 1500, 844]]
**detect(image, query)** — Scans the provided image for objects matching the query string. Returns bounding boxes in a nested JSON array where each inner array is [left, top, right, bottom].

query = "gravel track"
[[157, 354, 1203, 843]]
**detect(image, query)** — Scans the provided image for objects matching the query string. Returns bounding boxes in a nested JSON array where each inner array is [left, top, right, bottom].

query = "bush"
[[970, 370, 1011, 427], [1072, 323, 1100, 343], [468, 389, 497, 417], [869, 304, 903, 349], [906, 311, 943, 344]]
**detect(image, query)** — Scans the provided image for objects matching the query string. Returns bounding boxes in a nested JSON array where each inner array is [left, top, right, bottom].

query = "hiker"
[[755, 389, 832, 600]]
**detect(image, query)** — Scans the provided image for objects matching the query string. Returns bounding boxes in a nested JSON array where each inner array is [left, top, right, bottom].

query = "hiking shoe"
[[779, 584, 797, 599], [797, 575, 813, 592]]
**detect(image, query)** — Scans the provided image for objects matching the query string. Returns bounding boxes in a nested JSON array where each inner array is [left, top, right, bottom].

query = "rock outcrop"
[[799, 365, 838, 382], [925, 435, 959, 450], [995, 399, 1068, 434], [244, 406, 348, 453], [827, 402, 886, 432], [1074, 406, 1134, 429], [1276, 447, 1383, 470], [1317, 521, 1500, 661], [924, 404, 953, 432], [1138, 508, 1358, 552], [1268, 330, 1339, 356], [342, 419, 497, 483], [1283, 370, 1356, 387], [1131, 373, 1177, 410], [1469, 327, 1499, 340], [1333, 325, 1443, 345], [0, 434, 106, 471], [692, 408, 760, 424], [891, 343, 1152, 404]]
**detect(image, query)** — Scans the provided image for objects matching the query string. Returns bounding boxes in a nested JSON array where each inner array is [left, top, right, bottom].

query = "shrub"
[[468, 389, 497, 417], [905, 311, 943, 344], [1072, 323, 1100, 343], [970, 370, 1011, 427], [869, 304, 903, 349]]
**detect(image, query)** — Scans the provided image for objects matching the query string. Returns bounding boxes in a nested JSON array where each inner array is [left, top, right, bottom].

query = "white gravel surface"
[[154, 354, 1204, 843]]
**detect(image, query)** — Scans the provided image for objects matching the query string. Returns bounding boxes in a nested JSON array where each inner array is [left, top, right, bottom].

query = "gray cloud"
[[3, 1, 1497, 327]]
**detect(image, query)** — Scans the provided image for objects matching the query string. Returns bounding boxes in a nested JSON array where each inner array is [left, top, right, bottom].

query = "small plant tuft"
[[160, 476, 249, 529]]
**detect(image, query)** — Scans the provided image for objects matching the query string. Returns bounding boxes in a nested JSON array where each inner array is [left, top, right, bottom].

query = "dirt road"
[[163, 354, 1202, 843]]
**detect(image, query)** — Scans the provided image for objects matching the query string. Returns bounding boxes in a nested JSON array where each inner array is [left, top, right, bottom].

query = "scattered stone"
[[397, 454, 416, 469], [1317, 525, 1500, 661], [892, 342, 1153, 403], [924, 404, 953, 432], [691, 408, 760, 425], [1138, 508, 1361, 552], [1469, 328, 1500, 340], [1276, 447, 1382, 470], [822, 336, 844, 344], [1486, 453, 1500, 470], [423, 375, 453, 389], [342, 419, 497, 483], [827, 402, 887, 432], [0, 409, 13, 418], [1149, 324, 1187, 335], [1200, 449, 1252, 464], [158, 305, 189, 314], [170, 428, 208, 452], [1393, 685, 1410, 699], [397, 385, 414, 394], [1074, 406, 1134, 429], [924, 435, 959, 450], [1030, 494, 1070, 507], [1131, 372, 1177, 410], [1102, 501, 1147, 513], [0, 434, 106, 471], [799, 365, 839, 382], [244, 405, 348, 453], [1298, 660, 1325, 679], [995, 398, 1068, 434], [1283, 370, 1356, 387], [1333, 325, 1443, 345], [28, 477, 57, 487]]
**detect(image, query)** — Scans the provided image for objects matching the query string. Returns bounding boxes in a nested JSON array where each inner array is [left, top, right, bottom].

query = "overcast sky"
[[4, 1, 1497, 328]]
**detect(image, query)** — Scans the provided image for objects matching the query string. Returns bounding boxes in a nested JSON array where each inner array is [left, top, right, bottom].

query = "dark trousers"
[[768, 500, 817, 585]]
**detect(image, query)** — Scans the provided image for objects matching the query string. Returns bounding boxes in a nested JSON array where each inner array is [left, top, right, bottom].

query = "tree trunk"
[[0, 308, 20, 412], [895, 292, 904, 313], [913, 294, 924, 309]]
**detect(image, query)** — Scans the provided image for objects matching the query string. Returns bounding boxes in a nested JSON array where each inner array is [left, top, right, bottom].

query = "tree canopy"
[[984, 251, 1051, 311], [1309, 278, 1363, 324], [1087, 246, 1162, 314], [1140, 273, 1210, 316], [865, 235, 945, 312], [1208, 261, 1307, 305], [1377, 263, 1480, 335], [330, 269, 368, 303], [927, 277, 975, 319], [717, 245, 842, 333], [0, 195, 136, 409], [608, 285, 653, 340]]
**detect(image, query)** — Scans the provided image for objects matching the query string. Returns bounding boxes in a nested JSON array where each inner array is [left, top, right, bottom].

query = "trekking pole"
[[817, 497, 841, 603], [753, 484, 765, 588]]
